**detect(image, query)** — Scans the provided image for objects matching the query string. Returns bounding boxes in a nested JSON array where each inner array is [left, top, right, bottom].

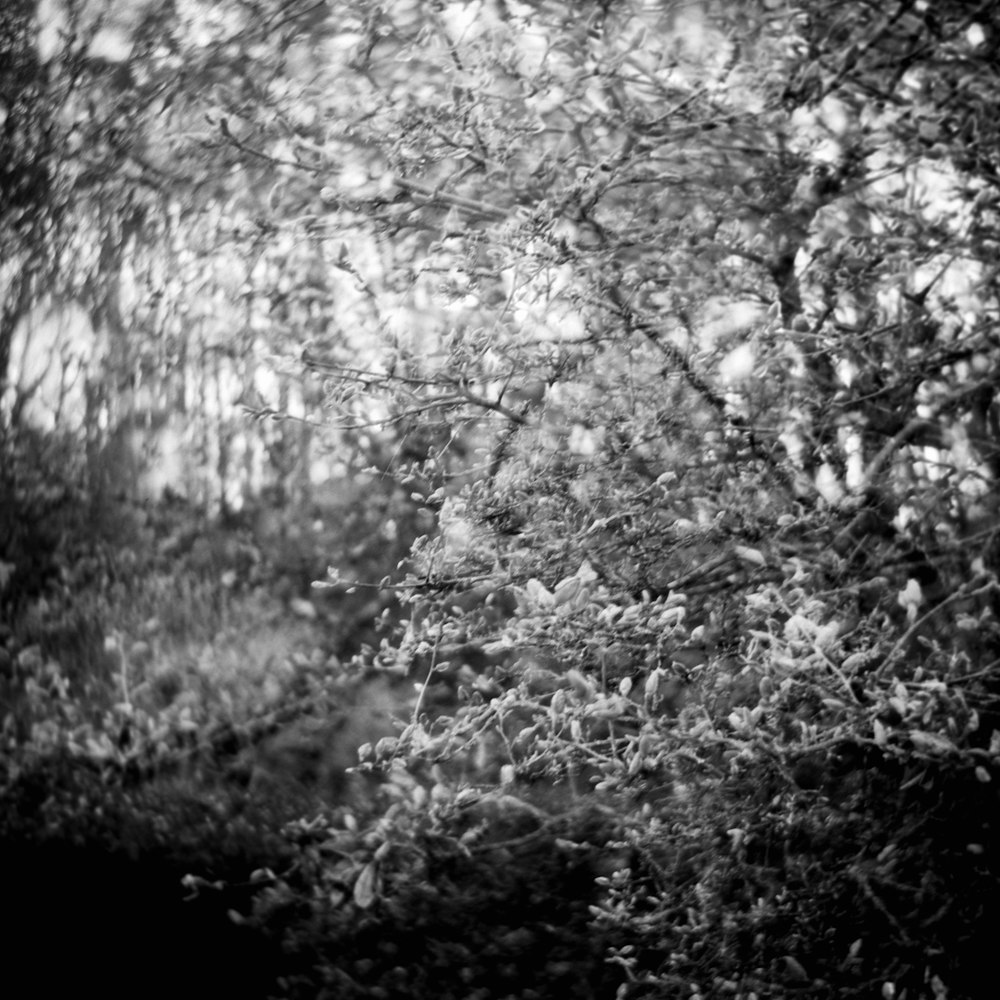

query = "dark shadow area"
[[3, 840, 283, 1000]]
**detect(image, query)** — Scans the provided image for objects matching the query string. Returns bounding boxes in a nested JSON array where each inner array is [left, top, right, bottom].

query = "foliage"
[[244, 800, 628, 1000], [5, 1, 1000, 999], [267, 1, 1000, 997]]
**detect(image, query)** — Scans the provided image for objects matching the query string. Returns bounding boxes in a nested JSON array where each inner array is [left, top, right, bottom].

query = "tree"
[[219, 2, 1000, 996], [5, 1, 1000, 996], [217, 0, 1000, 566]]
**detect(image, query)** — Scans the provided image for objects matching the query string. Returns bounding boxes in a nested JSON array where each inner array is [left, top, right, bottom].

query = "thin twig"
[[876, 580, 999, 678], [392, 176, 507, 221]]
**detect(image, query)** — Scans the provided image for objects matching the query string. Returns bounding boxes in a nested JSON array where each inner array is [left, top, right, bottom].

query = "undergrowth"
[[3, 431, 1000, 1000]]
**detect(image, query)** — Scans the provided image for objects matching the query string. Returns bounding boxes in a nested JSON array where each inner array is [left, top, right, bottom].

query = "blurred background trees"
[[5, 0, 999, 570]]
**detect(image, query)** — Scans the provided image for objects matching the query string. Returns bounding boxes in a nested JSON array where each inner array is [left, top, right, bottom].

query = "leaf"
[[353, 861, 379, 909], [814, 621, 841, 650], [289, 597, 317, 619], [873, 718, 888, 746], [909, 731, 956, 755], [719, 344, 755, 383], [784, 614, 818, 642], [596, 604, 623, 624], [782, 955, 810, 982], [526, 578, 555, 608], [733, 544, 766, 567], [644, 670, 660, 701], [553, 575, 583, 607], [85, 736, 112, 760], [658, 604, 685, 627], [897, 579, 923, 622], [548, 689, 567, 726], [566, 669, 595, 700], [842, 651, 870, 672], [888, 696, 908, 718], [586, 694, 629, 720], [617, 604, 641, 625]]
